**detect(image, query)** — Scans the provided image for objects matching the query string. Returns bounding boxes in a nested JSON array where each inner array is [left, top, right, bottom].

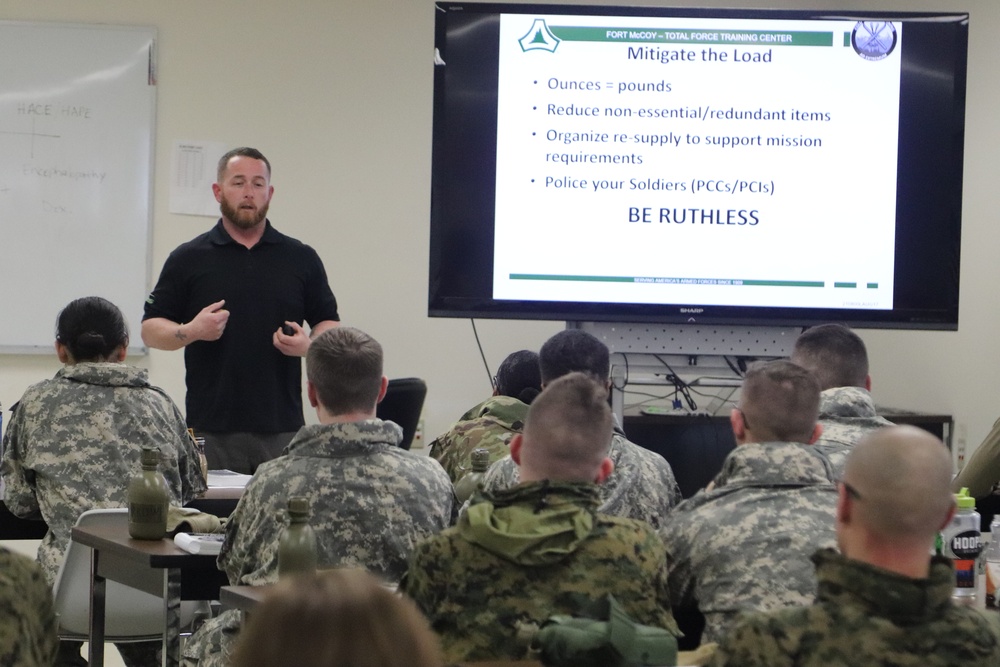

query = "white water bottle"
[[943, 488, 982, 603]]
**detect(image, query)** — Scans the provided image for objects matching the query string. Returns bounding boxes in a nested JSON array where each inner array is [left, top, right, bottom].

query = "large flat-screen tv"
[[428, 3, 968, 330]]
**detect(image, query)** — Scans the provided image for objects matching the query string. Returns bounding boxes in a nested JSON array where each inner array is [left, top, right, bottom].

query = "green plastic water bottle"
[[454, 448, 491, 504], [128, 447, 169, 540], [277, 497, 318, 577]]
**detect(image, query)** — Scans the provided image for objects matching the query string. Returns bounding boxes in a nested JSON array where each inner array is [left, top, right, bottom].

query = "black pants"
[[199, 431, 297, 475]]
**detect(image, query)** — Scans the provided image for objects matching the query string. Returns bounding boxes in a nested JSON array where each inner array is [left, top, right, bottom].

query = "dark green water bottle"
[[128, 447, 169, 540], [454, 448, 491, 504], [278, 497, 318, 577]]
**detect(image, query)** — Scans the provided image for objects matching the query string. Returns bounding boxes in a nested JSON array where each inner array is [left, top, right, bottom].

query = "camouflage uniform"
[[812, 386, 893, 473], [0, 547, 58, 667], [709, 548, 1000, 667], [401, 481, 679, 663], [1, 362, 206, 584], [476, 417, 681, 529], [952, 415, 1000, 497], [660, 442, 838, 643], [182, 419, 456, 667], [429, 395, 528, 483]]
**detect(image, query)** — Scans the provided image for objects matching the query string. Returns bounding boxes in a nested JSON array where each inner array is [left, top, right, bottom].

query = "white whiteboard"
[[0, 22, 155, 353]]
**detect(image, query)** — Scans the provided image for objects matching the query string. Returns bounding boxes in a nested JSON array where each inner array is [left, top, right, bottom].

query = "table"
[[0, 486, 242, 541], [70, 521, 228, 667], [220, 584, 271, 613]]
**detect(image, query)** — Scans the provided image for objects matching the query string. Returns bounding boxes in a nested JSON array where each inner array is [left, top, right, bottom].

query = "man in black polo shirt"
[[142, 147, 339, 474]]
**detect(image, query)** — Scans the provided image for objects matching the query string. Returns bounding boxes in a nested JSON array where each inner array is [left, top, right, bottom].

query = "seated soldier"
[[402, 372, 679, 663], [710, 426, 1000, 667], [790, 323, 892, 471], [429, 349, 541, 482], [661, 360, 838, 644], [478, 329, 681, 529], [182, 327, 455, 667], [0, 296, 205, 667]]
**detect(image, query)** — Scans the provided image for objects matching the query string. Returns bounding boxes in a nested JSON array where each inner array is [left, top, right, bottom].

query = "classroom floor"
[[0, 539, 129, 667]]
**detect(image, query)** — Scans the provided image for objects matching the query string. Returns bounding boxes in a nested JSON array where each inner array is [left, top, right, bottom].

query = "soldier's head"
[[837, 425, 955, 571], [511, 372, 614, 484], [732, 360, 821, 445], [230, 569, 442, 667], [493, 350, 542, 405], [55, 296, 129, 364], [791, 323, 871, 391], [539, 330, 610, 387], [306, 327, 387, 421]]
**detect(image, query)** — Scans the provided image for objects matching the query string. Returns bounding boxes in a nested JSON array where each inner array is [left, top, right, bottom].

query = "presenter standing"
[[142, 147, 339, 474]]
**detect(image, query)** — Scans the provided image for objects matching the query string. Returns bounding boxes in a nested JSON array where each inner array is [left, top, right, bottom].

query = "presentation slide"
[[492, 15, 902, 310]]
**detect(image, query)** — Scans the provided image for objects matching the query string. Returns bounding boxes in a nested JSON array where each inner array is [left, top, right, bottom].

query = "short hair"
[[229, 569, 442, 667], [539, 330, 610, 384], [306, 328, 383, 415], [843, 426, 954, 541], [791, 323, 869, 390], [55, 296, 129, 362], [217, 147, 272, 182], [520, 372, 613, 481], [739, 360, 820, 443], [495, 350, 541, 404]]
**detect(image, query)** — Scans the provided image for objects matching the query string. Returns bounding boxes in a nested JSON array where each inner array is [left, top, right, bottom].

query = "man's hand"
[[183, 300, 230, 342], [273, 321, 310, 357]]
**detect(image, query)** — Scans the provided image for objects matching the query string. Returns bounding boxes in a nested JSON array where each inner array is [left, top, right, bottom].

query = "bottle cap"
[[471, 448, 491, 471], [140, 447, 160, 467], [955, 487, 976, 510], [287, 496, 311, 518]]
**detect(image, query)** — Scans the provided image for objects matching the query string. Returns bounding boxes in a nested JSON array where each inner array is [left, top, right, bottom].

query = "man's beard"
[[220, 196, 269, 230]]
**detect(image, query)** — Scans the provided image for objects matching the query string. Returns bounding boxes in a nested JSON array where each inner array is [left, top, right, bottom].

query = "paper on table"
[[207, 469, 252, 488]]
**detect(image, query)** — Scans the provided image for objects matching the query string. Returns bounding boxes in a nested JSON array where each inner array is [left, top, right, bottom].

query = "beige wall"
[[0, 1, 995, 463]]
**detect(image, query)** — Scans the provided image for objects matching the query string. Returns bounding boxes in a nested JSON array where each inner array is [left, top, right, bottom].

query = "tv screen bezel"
[[429, 3, 968, 330]]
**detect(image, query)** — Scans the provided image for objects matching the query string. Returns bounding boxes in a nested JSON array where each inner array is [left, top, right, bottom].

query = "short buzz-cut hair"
[[791, 323, 869, 391], [306, 327, 383, 416], [520, 372, 613, 481], [739, 360, 820, 443], [217, 147, 272, 182], [539, 329, 610, 385]]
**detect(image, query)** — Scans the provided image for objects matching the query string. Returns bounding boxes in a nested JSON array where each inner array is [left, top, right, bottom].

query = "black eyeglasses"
[[841, 481, 863, 501]]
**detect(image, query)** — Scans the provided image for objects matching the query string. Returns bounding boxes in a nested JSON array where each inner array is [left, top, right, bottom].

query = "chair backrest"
[[52, 508, 193, 640], [375, 377, 427, 450]]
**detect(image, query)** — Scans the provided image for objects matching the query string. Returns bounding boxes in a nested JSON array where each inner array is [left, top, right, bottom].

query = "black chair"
[[376, 378, 427, 450]]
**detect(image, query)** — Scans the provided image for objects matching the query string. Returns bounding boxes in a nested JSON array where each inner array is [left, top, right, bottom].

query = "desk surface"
[[1, 486, 242, 541], [220, 584, 271, 613]]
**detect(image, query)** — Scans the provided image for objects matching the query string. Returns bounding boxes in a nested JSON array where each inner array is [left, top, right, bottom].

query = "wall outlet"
[[412, 419, 425, 448], [955, 422, 967, 472]]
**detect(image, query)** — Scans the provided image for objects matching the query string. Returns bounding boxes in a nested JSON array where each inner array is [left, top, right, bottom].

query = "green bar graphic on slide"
[[550, 27, 834, 46], [510, 274, 824, 287]]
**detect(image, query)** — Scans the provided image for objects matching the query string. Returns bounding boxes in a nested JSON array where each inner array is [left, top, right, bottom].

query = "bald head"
[[842, 425, 954, 541], [738, 360, 820, 443], [516, 372, 613, 483], [791, 323, 870, 391]]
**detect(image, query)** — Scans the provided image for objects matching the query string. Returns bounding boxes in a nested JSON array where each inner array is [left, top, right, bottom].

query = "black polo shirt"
[[143, 220, 339, 433]]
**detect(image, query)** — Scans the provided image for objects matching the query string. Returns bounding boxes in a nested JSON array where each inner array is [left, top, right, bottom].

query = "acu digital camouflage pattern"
[[429, 395, 529, 483], [401, 481, 678, 663], [812, 386, 893, 474], [476, 417, 681, 530], [709, 548, 1000, 667], [0, 362, 206, 584], [0, 547, 58, 667], [660, 441, 839, 643], [182, 419, 456, 667]]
